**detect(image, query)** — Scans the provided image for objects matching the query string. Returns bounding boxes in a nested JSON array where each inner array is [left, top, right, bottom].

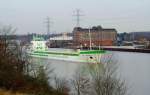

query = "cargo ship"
[[27, 36, 106, 63]]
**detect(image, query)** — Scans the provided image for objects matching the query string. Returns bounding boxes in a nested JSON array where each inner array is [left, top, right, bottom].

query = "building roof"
[[73, 26, 117, 32], [49, 35, 73, 40]]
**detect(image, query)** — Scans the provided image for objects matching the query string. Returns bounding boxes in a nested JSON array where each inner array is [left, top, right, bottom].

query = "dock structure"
[[81, 46, 150, 53]]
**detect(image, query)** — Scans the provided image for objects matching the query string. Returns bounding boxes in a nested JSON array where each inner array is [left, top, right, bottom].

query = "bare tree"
[[88, 54, 128, 95], [0, 25, 27, 89], [53, 76, 69, 94], [70, 67, 91, 95]]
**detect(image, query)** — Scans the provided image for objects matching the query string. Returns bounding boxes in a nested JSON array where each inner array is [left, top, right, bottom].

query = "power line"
[[45, 17, 53, 35], [73, 9, 84, 27]]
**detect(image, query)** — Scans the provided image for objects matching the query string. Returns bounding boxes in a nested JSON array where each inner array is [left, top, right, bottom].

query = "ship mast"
[[88, 27, 92, 50]]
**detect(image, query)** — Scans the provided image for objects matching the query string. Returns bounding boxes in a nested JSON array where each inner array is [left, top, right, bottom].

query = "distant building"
[[129, 32, 150, 41], [48, 33, 73, 48], [73, 26, 117, 47], [117, 32, 150, 48], [118, 32, 150, 41], [49, 33, 72, 41]]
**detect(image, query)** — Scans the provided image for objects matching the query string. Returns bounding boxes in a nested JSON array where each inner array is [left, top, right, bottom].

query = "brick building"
[[73, 26, 117, 47]]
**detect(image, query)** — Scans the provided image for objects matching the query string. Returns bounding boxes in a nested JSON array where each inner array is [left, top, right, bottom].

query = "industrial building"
[[47, 33, 73, 48], [73, 26, 117, 47]]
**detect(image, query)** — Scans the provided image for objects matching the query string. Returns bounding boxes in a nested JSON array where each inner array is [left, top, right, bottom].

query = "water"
[[33, 51, 150, 95], [115, 52, 150, 95]]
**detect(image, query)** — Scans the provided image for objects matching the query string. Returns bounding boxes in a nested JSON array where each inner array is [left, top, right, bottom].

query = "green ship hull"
[[28, 49, 106, 63]]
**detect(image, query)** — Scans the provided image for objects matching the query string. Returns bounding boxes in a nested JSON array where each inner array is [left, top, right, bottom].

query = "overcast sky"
[[0, 0, 150, 34]]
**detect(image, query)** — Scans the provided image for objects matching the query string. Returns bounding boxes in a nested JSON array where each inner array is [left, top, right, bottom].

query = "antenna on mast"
[[73, 9, 84, 27]]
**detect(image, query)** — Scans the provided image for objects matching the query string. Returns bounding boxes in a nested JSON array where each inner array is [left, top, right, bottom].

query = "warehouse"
[[73, 26, 117, 47]]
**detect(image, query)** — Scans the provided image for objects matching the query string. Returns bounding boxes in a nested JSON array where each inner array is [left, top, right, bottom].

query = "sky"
[[0, 0, 150, 34]]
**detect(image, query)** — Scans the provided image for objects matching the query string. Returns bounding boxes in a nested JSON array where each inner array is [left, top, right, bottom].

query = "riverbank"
[[80, 46, 150, 53], [102, 47, 150, 53]]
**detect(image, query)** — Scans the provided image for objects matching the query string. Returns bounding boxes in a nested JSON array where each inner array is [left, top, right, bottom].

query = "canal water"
[[115, 51, 150, 95], [33, 51, 150, 95]]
